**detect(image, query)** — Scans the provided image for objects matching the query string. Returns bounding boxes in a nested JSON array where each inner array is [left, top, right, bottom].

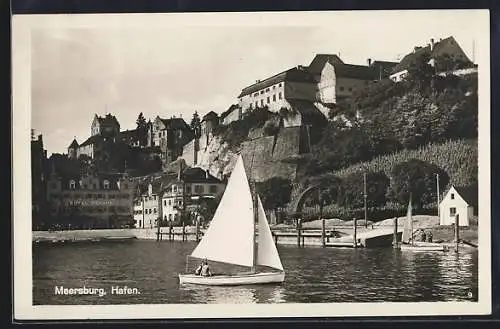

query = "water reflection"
[[33, 241, 478, 304]]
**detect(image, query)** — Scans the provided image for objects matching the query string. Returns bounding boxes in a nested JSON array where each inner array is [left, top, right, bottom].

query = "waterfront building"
[[439, 185, 478, 227], [46, 170, 136, 229], [133, 180, 163, 229], [161, 167, 225, 223]]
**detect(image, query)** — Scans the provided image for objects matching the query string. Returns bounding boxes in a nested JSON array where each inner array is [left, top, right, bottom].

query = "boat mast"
[[251, 179, 257, 273], [409, 193, 414, 246]]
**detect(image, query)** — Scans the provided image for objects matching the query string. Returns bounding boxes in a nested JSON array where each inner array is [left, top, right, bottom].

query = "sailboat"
[[399, 196, 446, 252], [178, 155, 285, 286]]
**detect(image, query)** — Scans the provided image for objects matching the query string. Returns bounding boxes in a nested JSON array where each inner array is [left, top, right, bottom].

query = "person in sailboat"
[[200, 260, 212, 277], [195, 262, 203, 276]]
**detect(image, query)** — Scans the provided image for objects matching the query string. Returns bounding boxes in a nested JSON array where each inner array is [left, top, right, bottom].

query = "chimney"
[[367, 58, 372, 66]]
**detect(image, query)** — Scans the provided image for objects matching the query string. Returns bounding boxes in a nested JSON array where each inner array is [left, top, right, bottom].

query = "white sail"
[[257, 196, 284, 271], [190, 155, 254, 267], [402, 199, 413, 244]]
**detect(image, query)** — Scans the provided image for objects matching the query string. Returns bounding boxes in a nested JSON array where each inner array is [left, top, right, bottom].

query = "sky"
[[29, 10, 487, 155]]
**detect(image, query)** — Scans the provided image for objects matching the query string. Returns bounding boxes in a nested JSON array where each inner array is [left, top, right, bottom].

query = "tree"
[[256, 177, 292, 214], [390, 159, 449, 209], [136, 112, 148, 147], [190, 111, 201, 137], [337, 171, 390, 209]]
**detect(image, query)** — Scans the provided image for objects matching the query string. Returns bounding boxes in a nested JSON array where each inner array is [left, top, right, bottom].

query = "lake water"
[[33, 240, 478, 304]]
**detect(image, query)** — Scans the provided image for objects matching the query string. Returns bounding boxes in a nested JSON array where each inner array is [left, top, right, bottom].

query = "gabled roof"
[[202, 111, 219, 121], [307, 54, 344, 75], [238, 66, 316, 98], [220, 105, 240, 120], [454, 185, 478, 207], [158, 117, 191, 131], [68, 139, 79, 149], [308, 54, 377, 80], [95, 113, 120, 127], [79, 135, 103, 147], [182, 167, 221, 184], [391, 36, 464, 74]]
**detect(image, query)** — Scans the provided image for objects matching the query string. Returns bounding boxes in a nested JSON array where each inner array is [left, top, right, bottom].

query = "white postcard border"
[[12, 10, 492, 320]]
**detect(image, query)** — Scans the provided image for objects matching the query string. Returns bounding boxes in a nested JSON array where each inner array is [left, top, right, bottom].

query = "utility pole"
[[436, 173, 440, 220], [363, 172, 368, 228]]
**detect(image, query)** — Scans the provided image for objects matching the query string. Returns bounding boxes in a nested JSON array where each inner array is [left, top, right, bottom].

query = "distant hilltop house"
[[233, 54, 397, 127], [439, 185, 478, 227], [389, 36, 472, 82], [67, 113, 122, 160], [147, 115, 194, 168]]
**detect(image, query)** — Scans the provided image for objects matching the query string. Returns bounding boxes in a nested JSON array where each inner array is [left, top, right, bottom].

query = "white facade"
[[238, 82, 286, 113], [439, 186, 473, 226], [161, 180, 226, 222], [133, 183, 161, 228], [390, 69, 409, 83]]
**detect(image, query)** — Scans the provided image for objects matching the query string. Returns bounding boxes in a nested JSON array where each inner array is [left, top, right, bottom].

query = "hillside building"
[[31, 133, 48, 229], [390, 36, 471, 82], [147, 116, 194, 168], [133, 180, 163, 229]]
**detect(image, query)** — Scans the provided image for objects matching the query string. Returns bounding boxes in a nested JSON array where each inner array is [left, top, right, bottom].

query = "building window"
[[279, 92, 282, 100], [255, 101, 258, 108], [154, 208, 157, 214], [169, 214, 172, 220], [348, 87, 353, 92], [209, 185, 217, 194], [267, 97, 270, 104], [103, 180, 110, 189], [451, 193, 455, 200], [173, 185, 178, 193], [340, 86, 345, 91], [273, 85, 276, 90], [279, 83, 282, 87], [260, 90, 264, 95], [273, 94, 276, 102], [261, 99, 264, 106], [450, 207, 457, 216], [194, 185, 203, 194], [69, 180, 76, 189], [249, 103, 253, 110], [164, 200, 167, 206], [168, 200, 172, 206], [266, 88, 270, 92]]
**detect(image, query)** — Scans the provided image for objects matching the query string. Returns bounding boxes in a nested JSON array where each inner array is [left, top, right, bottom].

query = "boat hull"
[[179, 272, 285, 286], [400, 243, 447, 252]]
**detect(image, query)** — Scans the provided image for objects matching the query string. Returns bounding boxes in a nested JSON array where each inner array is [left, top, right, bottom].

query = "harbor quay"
[[32, 216, 478, 249]]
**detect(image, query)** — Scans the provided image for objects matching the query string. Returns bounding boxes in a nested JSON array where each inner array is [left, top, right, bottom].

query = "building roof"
[[202, 111, 219, 121], [182, 167, 221, 184], [68, 139, 79, 149], [370, 61, 399, 79], [307, 54, 344, 75], [119, 129, 139, 140], [158, 117, 191, 131], [220, 104, 240, 120], [308, 54, 378, 80], [79, 135, 103, 147], [391, 36, 462, 73], [96, 113, 120, 127], [454, 184, 478, 207], [238, 66, 316, 98]]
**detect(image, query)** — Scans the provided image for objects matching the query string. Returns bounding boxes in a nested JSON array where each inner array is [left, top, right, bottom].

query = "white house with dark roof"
[[389, 36, 472, 83], [439, 185, 478, 227]]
